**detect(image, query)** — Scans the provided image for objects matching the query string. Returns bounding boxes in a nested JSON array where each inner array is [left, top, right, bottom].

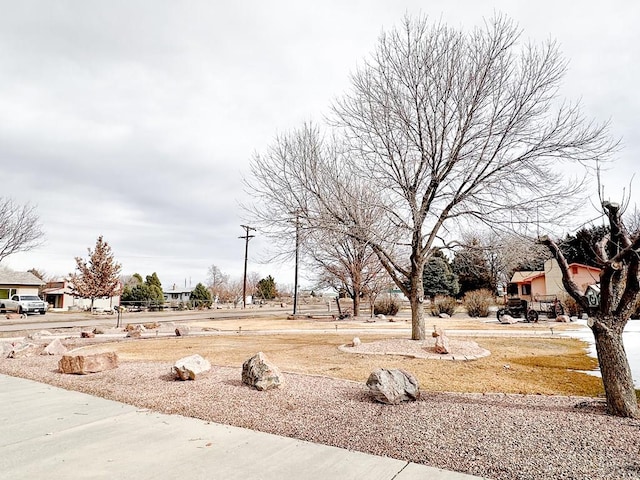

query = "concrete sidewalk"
[[0, 374, 486, 480]]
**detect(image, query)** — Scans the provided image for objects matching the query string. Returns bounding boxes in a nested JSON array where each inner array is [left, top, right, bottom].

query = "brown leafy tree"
[[71, 236, 122, 310], [0, 197, 44, 264], [541, 201, 639, 418], [247, 15, 615, 340]]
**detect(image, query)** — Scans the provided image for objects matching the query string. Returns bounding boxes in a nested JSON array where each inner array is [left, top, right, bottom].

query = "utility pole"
[[293, 214, 300, 315], [239, 225, 255, 309]]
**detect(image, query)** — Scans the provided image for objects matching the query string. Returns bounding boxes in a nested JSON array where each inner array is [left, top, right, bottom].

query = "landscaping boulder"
[[351, 337, 361, 347], [367, 368, 419, 404], [59, 351, 118, 374], [28, 330, 53, 340], [42, 338, 67, 355], [172, 354, 211, 380], [432, 328, 450, 354], [499, 314, 518, 324], [242, 352, 283, 390], [126, 329, 141, 338], [438, 313, 450, 319], [80, 331, 95, 339], [0, 341, 14, 356], [175, 326, 191, 337], [556, 315, 571, 323], [7, 342, 41, 358]]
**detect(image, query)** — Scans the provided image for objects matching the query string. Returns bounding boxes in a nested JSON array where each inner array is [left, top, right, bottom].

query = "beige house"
[[0, 271, 44, 299], [42, 279, 120, 311], [509, 258, 601, 302]]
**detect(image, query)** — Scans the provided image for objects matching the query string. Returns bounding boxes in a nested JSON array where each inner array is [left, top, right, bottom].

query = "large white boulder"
[[171, 354, 211, 380]]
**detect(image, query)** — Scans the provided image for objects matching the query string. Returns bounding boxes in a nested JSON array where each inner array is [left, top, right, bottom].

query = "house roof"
[[0, 270, 45, 286], [510, 271, 543, 284], [568, 262, 601, 272], [163, 288, 193, 294]]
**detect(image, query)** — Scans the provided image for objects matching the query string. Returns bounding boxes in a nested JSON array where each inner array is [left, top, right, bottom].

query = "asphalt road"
[[0, 305, 331, 333]]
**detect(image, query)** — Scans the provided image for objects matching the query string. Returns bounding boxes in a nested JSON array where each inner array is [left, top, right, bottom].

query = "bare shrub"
[[374, 297, 400, 316], [430, 296, 458, 316], [561, 295, 582, 317], [463, 289, 494, 318]]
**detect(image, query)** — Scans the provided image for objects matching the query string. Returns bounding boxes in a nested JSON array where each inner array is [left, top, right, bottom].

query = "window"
[[521, 284, 531, 295]]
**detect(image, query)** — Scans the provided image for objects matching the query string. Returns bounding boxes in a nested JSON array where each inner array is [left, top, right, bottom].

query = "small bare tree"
[[71, 236, 122, 311], [247, 15, 615, 340], [0, 197, 44, 264], [206, 264, 230, 302], [541, 200, 639, 418], [456, 231, 550, 293]]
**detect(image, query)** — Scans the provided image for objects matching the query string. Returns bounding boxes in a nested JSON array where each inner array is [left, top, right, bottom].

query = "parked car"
[[0, 295, 48, 315]]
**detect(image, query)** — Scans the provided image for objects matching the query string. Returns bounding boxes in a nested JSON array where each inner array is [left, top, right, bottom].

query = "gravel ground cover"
[[1, 347, 639, 480]]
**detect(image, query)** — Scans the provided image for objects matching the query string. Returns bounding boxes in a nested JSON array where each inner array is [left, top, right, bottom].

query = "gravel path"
[[1, 349, 639, 480]]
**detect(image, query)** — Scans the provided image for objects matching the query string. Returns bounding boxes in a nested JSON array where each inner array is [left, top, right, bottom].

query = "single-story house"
[[0, 270, 45, 299], [509, 258, 601, 302], [42, 279, 121, 311], [163, 286, 192, 304]]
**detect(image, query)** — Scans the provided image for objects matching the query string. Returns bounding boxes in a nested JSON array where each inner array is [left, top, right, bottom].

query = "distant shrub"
[[430, 296, 458, 316], [463, 289, 494, 317], [561, 295, 581, 317], [374, 297, 400, 316]]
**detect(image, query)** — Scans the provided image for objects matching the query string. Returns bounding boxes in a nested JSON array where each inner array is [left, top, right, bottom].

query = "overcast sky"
[[1, 1, 638, 291]]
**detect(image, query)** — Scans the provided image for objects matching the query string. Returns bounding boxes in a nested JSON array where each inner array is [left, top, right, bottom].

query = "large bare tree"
[[248, 15, 615, 340], [541, 201, 639, 418], [0, 197, 44, 264]]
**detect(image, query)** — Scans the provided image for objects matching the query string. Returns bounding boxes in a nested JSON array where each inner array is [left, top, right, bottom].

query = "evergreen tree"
[[144, 272, 164, 306], [190, 282, 212, 308], [422, 251, 459, 301], [71, 236, 122, 310], [559, 225, 609, 267], [256, 275, 278, 300], [452, 238, 492, 295], [120, 272, 164, 307]]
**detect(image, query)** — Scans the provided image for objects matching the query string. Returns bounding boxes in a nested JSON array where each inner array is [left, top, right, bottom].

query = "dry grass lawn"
[[80, 328, 602, 398]]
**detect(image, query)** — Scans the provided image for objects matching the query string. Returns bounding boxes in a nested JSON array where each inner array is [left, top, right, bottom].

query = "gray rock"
[[175, 326, 191, 336], [351, 337, 361, 347], [242, 352, 283, 391], [7, 342, 41, 358], [42, 338, 67, 355], [0, 342, 14, 356], [499, 314, 517, 324], [59, 352, 118, 374], [367, 368, 419, 405], [172, 354, 211, 380], [28, 330, 53, 340]]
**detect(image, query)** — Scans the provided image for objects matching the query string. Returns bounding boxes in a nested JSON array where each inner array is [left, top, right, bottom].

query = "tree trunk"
[[352, 294, 360, 317], [592, 318, 638, 418], [409, 266, 426, 340]]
